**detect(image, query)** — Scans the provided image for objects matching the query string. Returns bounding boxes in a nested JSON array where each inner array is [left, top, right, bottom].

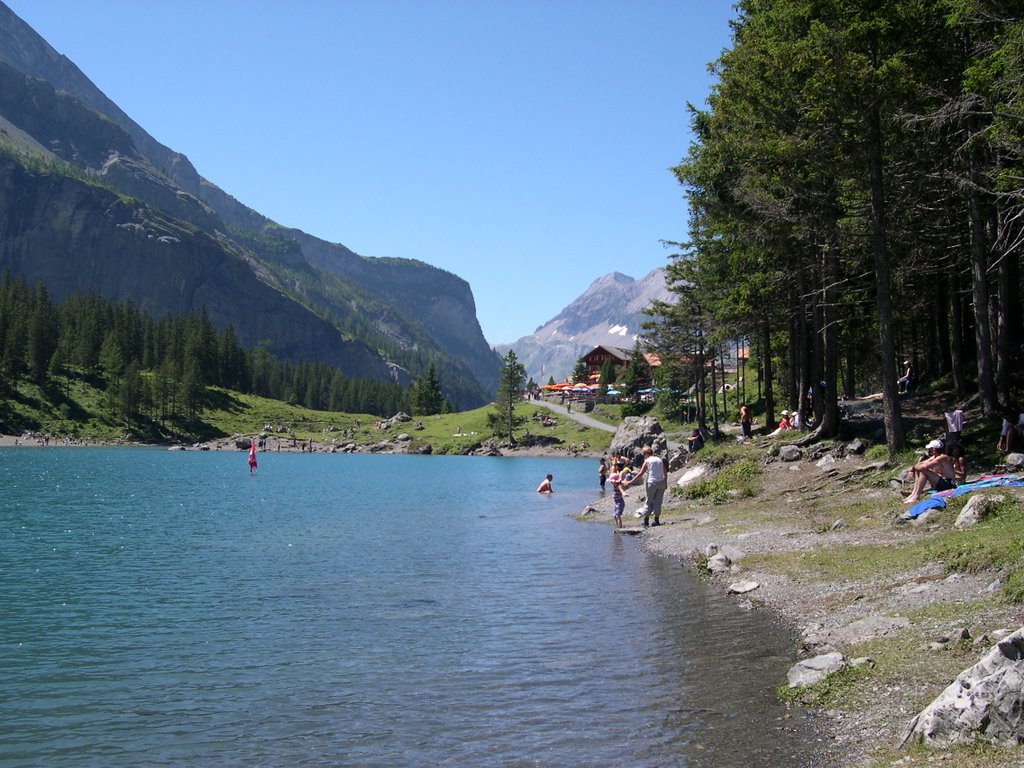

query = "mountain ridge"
[[499, 266, 671, 384], [0, 2, 500, 407]]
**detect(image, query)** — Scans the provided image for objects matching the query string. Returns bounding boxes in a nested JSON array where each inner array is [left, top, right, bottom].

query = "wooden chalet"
[[579, 345, 660, 384]]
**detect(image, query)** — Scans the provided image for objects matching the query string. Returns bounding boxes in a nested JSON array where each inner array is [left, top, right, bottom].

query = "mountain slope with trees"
[[0, 2, 500, 409]]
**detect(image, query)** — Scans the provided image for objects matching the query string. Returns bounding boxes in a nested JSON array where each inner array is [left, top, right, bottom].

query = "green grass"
[[872, 742, 1023, 768], [746, 538, 931, 583], [777, 663, 872, 708], [583, 403, 624, 426], [681, 456, 762, 504], [739, 493, 1024, 604], [926, 495, 1024, 601], [2, 379, 613, 454]]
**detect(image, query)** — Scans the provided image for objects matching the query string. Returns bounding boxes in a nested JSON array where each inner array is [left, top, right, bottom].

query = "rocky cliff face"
[[499, 267, 672, 383], [0, 2, 500, 407], [0, 155, 391, 378]]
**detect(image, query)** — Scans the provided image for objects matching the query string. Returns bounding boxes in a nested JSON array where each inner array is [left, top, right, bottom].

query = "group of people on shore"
[[601, 447, 667, 529], [904, 402, 1024, 504], [538, 446, 668, 530]]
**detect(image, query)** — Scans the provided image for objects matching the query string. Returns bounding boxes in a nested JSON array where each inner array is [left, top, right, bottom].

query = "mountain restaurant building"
[[579, 345, 659, 385]]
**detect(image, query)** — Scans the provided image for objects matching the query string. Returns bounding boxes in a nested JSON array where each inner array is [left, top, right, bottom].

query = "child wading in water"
[[608, 470, 627, 529]]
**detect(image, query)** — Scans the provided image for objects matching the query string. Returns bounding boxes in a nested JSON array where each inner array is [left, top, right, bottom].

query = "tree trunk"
[[796, 266, 812, 429], [947, 271, 967, 400], [696, 337, 709, 435], [867, 101, 905, 457], [967, 146, 998, 414], [844, 347, 856, 400], [719, 346, 729, 422], [762, 314, 775, 427], [709, 350, 720, 436], [994, 199, 1018, 407], [934, 279, 951, 375], [787, 287, 799, 413], [799, 212, 841, 444]]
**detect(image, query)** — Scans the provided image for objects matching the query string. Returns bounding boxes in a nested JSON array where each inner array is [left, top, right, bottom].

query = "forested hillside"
[[0, 5, 501, 409], [0, 275, 424, 439], [646, 0, 1022, 455]]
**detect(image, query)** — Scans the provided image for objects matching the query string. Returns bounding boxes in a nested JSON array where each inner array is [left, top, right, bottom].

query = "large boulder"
[[667, 447, 688, 472], [608, 416, 668, 462], [903, 627, 1024, 748], [787, 652, 847, 688], [779, 444, 803, 462], [954, 493, 1006, 529]]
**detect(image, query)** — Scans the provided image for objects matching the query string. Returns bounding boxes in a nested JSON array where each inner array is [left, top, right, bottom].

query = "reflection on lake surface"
[[0, 449, 818, 766]]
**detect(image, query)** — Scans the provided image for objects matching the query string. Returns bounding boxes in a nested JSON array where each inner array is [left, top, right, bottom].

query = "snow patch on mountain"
[[498, 267, 672, 383]]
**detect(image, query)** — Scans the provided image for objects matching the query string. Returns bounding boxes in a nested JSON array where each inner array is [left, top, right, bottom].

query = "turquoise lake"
[[0, 449, 819, 766]]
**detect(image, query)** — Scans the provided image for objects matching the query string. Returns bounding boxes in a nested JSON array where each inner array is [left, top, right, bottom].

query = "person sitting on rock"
[[903, 439, 956, 504], [898, 360, 915, 393]]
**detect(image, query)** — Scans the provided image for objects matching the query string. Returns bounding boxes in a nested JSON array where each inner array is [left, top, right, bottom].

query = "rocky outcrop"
[[779, 444, 803, 462], [0, 61, 137, 170], [802, 616, 910, 654], [0, 155, 389, 378], [903, 627, 1024, 748], [608, 416, 668, 461], [287, 228, 500, 395], [954, 493, 1006, 529]]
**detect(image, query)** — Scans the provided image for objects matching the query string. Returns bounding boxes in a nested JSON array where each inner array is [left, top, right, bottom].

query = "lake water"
[[0, 449, 819, 767]]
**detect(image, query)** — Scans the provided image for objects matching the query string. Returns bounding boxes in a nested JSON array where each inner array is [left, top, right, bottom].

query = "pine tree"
[[410, 363, 444, 416], [490, 350, 526, 445], [622, 341, 649, 404]]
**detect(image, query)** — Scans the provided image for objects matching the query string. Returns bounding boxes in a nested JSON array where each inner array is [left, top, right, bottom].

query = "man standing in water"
[[536, 474, 554, 493], [624, 445, 667, 527]]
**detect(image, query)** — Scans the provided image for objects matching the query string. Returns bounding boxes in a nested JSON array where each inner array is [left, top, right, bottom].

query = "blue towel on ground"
[[906, 496, 946, 519]]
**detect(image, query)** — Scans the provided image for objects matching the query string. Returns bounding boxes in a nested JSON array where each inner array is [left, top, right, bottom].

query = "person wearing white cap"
[[767, 410, 794, 437], [903, 439, 956, 504]]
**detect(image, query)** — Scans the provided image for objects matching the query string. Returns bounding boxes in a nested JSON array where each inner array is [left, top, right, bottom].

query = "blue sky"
[[7, 0, 736, 345]]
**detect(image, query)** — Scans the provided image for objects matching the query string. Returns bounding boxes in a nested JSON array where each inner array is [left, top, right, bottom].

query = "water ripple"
[[0, 449, 818, 767]]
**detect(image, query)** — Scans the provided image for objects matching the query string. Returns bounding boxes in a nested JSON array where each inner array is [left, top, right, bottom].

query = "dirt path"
[[530, 398, 617, 433]]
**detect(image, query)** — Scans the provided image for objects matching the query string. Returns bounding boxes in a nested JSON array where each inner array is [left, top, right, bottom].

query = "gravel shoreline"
[[578, 446, 1024, 767]]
